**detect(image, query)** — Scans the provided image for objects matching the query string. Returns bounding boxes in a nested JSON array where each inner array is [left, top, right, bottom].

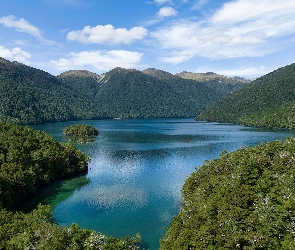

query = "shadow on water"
[[138, 240, 151, 250], [15, 173, 90, 213]]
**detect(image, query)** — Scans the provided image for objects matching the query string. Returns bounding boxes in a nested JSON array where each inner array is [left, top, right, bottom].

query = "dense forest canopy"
[[196, 63, 295, 129], [0, 57, 249, 125], [0, 123, 141, 249], [0, 205, 141, 249], [63, 124, 99, 137], [0, 122, 89, 210], [63, 124, 99, 143], [0, 58, 101, 124], [161, 137, 295, 249]]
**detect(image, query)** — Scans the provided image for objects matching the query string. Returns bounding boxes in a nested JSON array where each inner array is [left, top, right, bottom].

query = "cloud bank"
[[50, 50, 143, 72], [152, 0, 295, 64], [67, 24, 148, 45]]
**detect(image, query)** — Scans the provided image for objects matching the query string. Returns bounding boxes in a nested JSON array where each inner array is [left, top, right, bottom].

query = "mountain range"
[[196, 63, 295, 129], [0, 57, 249, 124]]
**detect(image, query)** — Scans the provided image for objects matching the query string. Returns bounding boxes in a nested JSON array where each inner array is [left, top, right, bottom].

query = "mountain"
[[59, 67, 248, 119], [0, 57, 248, 124], [196, 63, 295, 129], [177, 71, 252, 83], [0, 57, 100, 124], [57, 70, 104, 97]]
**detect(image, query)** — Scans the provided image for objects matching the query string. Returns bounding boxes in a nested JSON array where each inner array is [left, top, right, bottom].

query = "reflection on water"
[[30, 118, 295, 250], [17, 174, 90, 212]]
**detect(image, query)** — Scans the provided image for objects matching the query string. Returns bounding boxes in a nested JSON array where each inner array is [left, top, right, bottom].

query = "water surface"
[[30, 118, 295, 249]]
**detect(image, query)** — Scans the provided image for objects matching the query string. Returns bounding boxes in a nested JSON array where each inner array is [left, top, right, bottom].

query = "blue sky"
[[0, 0, 295, 77]]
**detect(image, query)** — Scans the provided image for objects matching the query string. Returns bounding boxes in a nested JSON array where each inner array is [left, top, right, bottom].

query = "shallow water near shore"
[[28, 118, 295, 249]]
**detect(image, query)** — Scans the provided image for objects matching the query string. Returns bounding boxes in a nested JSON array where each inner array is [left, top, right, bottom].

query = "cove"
[[29, 118, 295, 250]]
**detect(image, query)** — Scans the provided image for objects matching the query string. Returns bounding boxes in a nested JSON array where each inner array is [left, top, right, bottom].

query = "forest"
[[0, 57, 248, 125], [63, 124, 99, 143], [0, 123, 141, 249], [2, 56, 295, 249], [196, 63, 295, 129], [161, 137, 295, 249]]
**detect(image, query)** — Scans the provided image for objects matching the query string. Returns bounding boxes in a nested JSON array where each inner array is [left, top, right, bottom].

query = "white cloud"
[[0, 45, 31, 64], [13, 40, 30, 46], [67, 24, 148, 45], [157, 7, 178, 17], [0, 15, 57, 45], [154, 0, 171, 5], [152, 0, 295, 64], [192, 0, 209, 10], [50, 50, 143, 72]]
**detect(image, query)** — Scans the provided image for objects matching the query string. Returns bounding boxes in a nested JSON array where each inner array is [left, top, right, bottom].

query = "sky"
[[0, 0, 295, 77]]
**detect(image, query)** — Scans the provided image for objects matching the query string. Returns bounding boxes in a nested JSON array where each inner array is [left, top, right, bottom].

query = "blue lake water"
[[29, 118, 295, 249]]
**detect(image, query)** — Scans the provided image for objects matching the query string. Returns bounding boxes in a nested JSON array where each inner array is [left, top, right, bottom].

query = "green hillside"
[[196, 63, 295, 129], [0, 57, 248, 124], [0, 123, 141, 249], [57, 70, 103, 97], [161, 137, 295, 249], [0, 58, 100, 124], [59, 67, 248, 119]]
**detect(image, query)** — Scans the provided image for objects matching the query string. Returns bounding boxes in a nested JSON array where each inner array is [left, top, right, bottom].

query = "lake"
[[28, 118, 295, 249]]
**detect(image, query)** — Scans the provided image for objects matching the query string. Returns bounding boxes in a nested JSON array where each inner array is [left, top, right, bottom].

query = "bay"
[[29, 118, 295, 249]]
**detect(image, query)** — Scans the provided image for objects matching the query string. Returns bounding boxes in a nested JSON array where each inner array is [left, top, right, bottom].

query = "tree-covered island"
[[63, 124, 99, 143]]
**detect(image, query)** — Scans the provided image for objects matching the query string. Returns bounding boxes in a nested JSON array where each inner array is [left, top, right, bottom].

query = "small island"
[[63, 124, 99, 143]]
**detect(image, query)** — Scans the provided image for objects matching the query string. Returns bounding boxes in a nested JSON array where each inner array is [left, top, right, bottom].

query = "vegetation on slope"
[[57, 70, 104, 97], [0, 123, 141, 249], [0, 58, 101, 124], [196, 63, 295, 129], [161, 137, 295, 249], [63, 124, 99, 143], [58, 67, 248, 119], [177, 71, 252, 82], [0, 205, 141, 249], [1, 57, 248, 124], [0, 123, 89, 210]]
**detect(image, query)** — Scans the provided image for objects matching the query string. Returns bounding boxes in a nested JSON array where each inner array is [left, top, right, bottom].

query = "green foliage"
[[90, 67, 245, 119], [57, 70, 102, 97], [0, 205, 141, 249], [161, 137, 295, 249], [1, 57, 248, 124], [63, 124, 99, 144], [0, 122, 89, 209], [196, 63, 295, 129], [63, 124, 99, 137], [0, 58, 101, 125]]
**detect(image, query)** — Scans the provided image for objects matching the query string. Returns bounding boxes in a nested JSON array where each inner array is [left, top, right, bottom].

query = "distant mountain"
[[196, 63, 295, 129], [0, 57, 248, 124], [0, 57, 100, 124], [59, 67, 248, 119], [57, 70, 104, 97], [177, 71, 252, 83], [142, 68, 176, 79]]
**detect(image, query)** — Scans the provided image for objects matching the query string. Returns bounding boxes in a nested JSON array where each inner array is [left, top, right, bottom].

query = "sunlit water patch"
[[29, 118, 295, 249]]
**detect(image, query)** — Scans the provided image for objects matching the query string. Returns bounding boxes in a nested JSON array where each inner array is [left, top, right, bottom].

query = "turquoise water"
[[30, 118, 295, 249]]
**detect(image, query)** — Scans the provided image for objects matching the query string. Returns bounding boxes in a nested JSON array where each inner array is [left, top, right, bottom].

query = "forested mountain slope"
[[59, 67, 248, 119], [94, 67, 222, 118], [196, 63, 295, 129], [0, 57, 100, 124], [57, 70, 104, 97], [0, 57, 248, 124], [161, 137, 295, 249], [176, 71, 252, 82]]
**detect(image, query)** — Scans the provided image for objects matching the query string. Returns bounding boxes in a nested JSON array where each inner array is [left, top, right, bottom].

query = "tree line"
[[0, 123, 141, 249]]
